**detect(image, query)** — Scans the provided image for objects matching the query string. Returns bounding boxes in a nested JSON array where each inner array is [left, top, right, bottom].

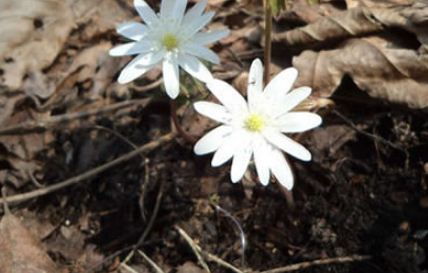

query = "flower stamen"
[[244, 114, 265, 132], [162, 33, 179, 51]]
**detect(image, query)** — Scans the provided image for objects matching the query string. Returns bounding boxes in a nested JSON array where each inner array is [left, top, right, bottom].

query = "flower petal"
[[253, 137, 270, 185], [134, 0, 159, 26], [211, 130, 246, 167], [231, 138, 253, 183], [109, 41, 151, 56], [194, 101, 232, 124], [264, 67, 298, 99], [161, 0, 187, 21], [178, 54, 213, 83], [263, 129, 311, 161], [182, 42, 220, 64], [194, 125, 232, 155], [182, 0, 208, 27], [206, 79, 248, 114], [116, 22, 148, 41], [192, 29, 230, 45], [269, 149, 294, 190], [275, 87, 311, 117], [162, 55, 180, 99], [118, 56, 155, 84], [247, 59, 264, 112], [183, 11, 215, 38], [278, 112, 322, 133]]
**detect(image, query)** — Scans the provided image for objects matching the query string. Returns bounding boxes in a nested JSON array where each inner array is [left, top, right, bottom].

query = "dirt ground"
[[1, 0, 428, 273]]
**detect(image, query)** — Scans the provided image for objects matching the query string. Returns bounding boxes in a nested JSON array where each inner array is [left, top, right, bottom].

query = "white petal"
[[211, 130, 246, 167], [118, 54, 157, 84], [231, 138, 253, 183], [263, 129, 311, 161], [269, 149, 294, 190], [194, 101, 232, 124], [182, 43, 220, 64], [183, 11, 215, 38], [264, 67, 298, 99], [162, 55, 180, 99], [134, 0, 159, 26], [116, 22, 148, 41], [247, 59, 264, 111], [109, 41, 151, 56], [278, 112, 322, 133], [182, 0, 208, 27], [192, 29, 230, 45], [178, 54, 213, 83], [253, 137, 270, 185], [161, 0, 187, 21], [206, 79, 248, 114], [194, 125, 232, 155], [135, 50, 166, 67], [275, 87, 312, 117]]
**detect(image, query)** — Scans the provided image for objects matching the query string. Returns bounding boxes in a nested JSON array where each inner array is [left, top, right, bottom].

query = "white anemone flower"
[[193, 59, 322, 189], [109, 0, 229, 99]]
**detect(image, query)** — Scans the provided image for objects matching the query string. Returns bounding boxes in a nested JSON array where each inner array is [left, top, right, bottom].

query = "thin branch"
[[137, 250, 166, 273], [259, 255, 371, 273], [263, 0, 273, 84], [0, 132, 176, 206], [175, 226, 212, 273], [0, 98, 151, 136], [170, 101, 196, 143]]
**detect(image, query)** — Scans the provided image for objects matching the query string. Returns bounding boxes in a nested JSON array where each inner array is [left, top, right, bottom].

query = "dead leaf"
[[0, 213, 59, 273], [293, 37, 428, 109], [273, 1, 428, 50], [0, 0, 74, 91]]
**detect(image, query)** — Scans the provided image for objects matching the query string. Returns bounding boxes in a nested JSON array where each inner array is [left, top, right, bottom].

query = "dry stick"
[[0, 98, 151, 136], [131, 78, 163, 93], [0, 132, 176, 206], [137, 250, 166, 273], [122, 179, 166, 265], [259, 255, 371, 273], [175, 226, 243, 273], [175, 226, 212, 273], [263, 0, 273, 84]]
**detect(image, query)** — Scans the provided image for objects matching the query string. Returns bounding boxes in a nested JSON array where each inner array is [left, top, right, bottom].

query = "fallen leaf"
[[293, 37, 428, 109], [0, 213, 59, 273], [0, 0, 74, 90]]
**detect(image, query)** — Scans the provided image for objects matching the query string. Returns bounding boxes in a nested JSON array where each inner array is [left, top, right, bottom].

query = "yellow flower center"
[[162, 33, 179, 51], [244, 114, 265, 132]]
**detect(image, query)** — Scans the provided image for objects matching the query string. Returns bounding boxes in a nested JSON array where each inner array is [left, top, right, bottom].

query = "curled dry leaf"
[[0, 0, 74, 91], [273, 1, 428, 50], [0, 213, 59, 273], [294, 37, 428, 109]]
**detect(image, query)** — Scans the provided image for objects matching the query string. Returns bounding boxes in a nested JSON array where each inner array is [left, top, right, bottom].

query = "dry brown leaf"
[[294, 37, 428, 109], [273, 1, 428, 50], [296, 36, 428, 108], [346, 0, 414, 9], [0, 213, 60, 273], [0, 0, 74, 91], [176, 261, 208, 273]]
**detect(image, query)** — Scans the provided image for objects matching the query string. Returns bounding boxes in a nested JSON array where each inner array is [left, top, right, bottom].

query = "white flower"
[[109, 0, 229, 99], [193, 59, 322, 189]]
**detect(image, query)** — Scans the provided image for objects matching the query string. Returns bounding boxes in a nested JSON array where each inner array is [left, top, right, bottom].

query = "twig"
[[131, 78, 163, 93], [175, 226, 212, 273], [176, 226, 245, 273], [122, 178, 166, 264], [137, 250, 166, 273], [120, 263, 140, 273], [263, 0, 273, 84], [0, 98, 151, 136], [258, 255, 371, 273], [0, 132, 176, 206]]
